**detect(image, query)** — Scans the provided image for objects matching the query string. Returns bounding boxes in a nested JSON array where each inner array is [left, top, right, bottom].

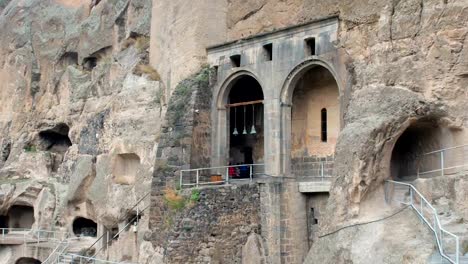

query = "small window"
[[310, 208, 318, 225], [230, 55, 241, 68], [305, 37, 316, 56], [321, 108, 327, 142], [263, 43, 273, 61]]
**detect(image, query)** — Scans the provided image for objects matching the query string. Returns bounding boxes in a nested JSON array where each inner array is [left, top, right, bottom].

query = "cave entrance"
[[73, 217, 97, 237], [15, 258, 41, 264], [38, 123, 72, 154], [290, 66, 340, 179], [7, 205, 34, 229], [390, 120, 443, 181], [227, 75, 264, 167]]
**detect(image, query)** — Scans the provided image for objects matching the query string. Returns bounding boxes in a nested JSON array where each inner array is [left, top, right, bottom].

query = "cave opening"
[[38, 123, 72, 154], [390, 120, 443, 181], [7, 205, 35, 229], [73, 217, 97, 237], [228, 75, 264, 167], [15, 258, 41, 264]]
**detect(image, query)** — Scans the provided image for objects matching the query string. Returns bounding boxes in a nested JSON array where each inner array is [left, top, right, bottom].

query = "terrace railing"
[[417, 144, 468, 178], [179, 163, 265, 188], [385, 180, 460, 264]]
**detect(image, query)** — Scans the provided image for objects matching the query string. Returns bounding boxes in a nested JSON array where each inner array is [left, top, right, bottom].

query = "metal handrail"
[[63, 253, 137, 264], [84, 190, 151, 260], [179, 163, 265, 188], [91, 204, 150, 259], [386, 180, 459, 264], [421, 144, 468, 155], [42, 240, 70, 263], [417, 144, 468, 178]]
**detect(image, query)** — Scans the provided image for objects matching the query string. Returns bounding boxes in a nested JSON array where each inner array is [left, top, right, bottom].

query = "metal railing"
[[291, 156, 334, 181], [179, 163, 265, 188], [385, 180, 460, 264], [90, 204, 150, 261], [0, 228, 68, 243], [58, 253, 136, 264], [417, 144, 468, 178], [42, 239, 70, 263]]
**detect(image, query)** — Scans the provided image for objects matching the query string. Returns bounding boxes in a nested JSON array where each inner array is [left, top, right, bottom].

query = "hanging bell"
[[250, 125, 256, 134], [233, 107, 239, 136], [242, 105, 247, 134], [250, 104, 256, 134]]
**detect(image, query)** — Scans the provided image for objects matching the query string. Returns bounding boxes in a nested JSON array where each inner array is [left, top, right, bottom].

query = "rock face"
[[0, 0, 467, 263], [0, 0, 161, 263]]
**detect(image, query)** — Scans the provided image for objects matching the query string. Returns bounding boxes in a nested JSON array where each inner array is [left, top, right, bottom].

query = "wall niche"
[[112, 153, 141, 185]]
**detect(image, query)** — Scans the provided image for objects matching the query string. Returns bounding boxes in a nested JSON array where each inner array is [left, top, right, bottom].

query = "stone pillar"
[[264, 99, 282, 176], [212, 107, 228, 168], [150, 0, 228, 93], [259, 182, 282, 264], [280, 182, 309, 264], [280, 104, 292, 176]]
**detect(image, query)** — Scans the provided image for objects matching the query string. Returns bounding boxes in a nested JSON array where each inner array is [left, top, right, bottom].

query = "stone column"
[[264, 98, 282, 176], [259, 181, 282, 264]]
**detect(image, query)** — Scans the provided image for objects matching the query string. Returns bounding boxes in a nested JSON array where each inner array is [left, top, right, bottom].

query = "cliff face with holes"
[[149, 0, 468, 263], [0, 0, 162, 263]]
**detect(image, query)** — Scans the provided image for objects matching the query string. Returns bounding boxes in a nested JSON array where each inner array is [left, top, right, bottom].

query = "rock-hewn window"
[[321, 108, 327, 142]]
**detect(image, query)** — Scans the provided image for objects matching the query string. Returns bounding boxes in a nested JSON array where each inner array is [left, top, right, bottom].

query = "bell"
[[250, 125, 256, 134], [242, 105, 247, 134], [250, 104, 256, 134]]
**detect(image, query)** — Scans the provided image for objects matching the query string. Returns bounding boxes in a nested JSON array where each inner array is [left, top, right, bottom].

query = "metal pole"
[[250, 165, 253, 182], [196, 170, 199, 188], [440, 151, 445, 176], [320, 162, 324, 181], [456, 237, 460, 264], [179, 171, 183, 189], [226, 167, 229, 184]]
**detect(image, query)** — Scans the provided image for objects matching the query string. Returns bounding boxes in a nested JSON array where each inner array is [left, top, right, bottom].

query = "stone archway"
[[213, 71, 265, 168], [280, 60, 342, 177]]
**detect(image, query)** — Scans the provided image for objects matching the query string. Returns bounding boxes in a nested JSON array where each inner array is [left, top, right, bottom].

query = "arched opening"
[[73, 217, 97, 237], [390, 120, 443, 181], [15, 258, 41, 264], [290, 65, 340, 179], [227, 75, 264, 166], [7, 205, 34, 229]]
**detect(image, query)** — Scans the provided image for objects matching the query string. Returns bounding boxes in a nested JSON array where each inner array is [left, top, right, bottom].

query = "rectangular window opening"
[[230, 55, 241, 68], [321, 108, 327, 142], [305, 37, 316, 56], [263, 43, 273, 61]]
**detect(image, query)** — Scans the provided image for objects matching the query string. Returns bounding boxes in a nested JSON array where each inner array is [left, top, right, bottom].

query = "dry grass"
[[121, 38, 136, 50], [135, 36, 150, 52], [133, 64, 161, 81], [163, 188, 186, 210]]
